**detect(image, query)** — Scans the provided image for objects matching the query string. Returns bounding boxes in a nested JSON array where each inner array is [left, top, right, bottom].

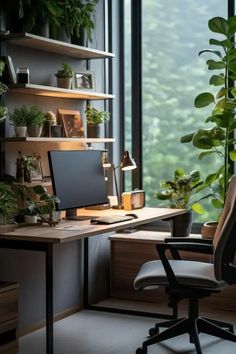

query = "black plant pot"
[[87, 124, 101, 138], [169, 211, 192, 237]]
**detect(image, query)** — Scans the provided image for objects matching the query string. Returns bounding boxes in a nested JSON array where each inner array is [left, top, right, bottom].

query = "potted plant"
[[155, 168, 209, 237], [0, 181, 18, 231], [9, 105, 29, 137], [27, 105, 45, 137], [85, 103, 110, 138], [22, 185, 60, 226], [56, 0, 98, 44], [180, 16, 236, 218], [0, 59, 8, 122], [55, 63, 74, 89]]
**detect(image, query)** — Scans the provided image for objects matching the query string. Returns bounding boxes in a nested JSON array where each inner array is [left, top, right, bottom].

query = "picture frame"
[[74, 71, 95, 90], [58, 109, 85, 138], [1, 55, 17, 84]]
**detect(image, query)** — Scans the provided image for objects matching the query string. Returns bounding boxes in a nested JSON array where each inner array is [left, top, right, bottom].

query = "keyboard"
[[90, 215, 135, 225]]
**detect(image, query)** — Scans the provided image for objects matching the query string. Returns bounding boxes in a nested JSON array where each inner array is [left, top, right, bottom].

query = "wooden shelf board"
[[9, 84, 114, 100], [5, 32, 114, 59], [1, 137, 115, 143]]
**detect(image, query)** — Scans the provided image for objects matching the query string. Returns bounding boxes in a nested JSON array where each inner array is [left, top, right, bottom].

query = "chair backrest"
[[213, 175, 236, 283]]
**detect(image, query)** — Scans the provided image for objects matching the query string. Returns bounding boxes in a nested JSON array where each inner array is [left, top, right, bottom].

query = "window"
[[124, 0, 227, 221]]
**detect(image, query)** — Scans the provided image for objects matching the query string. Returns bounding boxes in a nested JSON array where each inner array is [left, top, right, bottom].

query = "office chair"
[[134, 175, 236, 354]]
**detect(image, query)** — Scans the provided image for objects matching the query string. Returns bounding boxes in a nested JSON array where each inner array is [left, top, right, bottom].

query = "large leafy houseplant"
[[181, 16, 236, 212], [155, 168, 207, 214]]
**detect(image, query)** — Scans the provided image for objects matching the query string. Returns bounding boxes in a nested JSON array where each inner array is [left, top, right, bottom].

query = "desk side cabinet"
[[0, 282, 18, 354]]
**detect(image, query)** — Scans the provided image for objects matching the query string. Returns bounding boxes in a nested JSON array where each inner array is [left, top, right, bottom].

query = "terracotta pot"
[[169, 211, 192, 237], [201, 221, 218, 240]]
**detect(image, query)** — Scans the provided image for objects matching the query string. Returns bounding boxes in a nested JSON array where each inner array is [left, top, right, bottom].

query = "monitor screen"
[[48, 150, 108, 214]]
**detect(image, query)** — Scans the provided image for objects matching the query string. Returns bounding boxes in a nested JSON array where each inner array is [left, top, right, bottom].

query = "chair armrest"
[[164, 242, 213, 255], [156, 243, 179, 286], [165, 237, 212, 245]]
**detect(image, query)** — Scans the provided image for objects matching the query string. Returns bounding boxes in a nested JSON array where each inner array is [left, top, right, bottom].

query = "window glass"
[[141, 0, 226, 221]]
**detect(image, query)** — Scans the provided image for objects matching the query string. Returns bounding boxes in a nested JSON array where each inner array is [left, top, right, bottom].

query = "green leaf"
[[209, 75, 225, 86], [198, 151, 217, 160], [180, 133, 194, 143], [212, 198, 223, 208], [208, 17, 228, 36], [198, 49, 222, 58], [192, 202, 205, 215], [231, 88, 236, 97], [216, 87, 227, 99], [229, 120, 236, 131], [194, 92, 215, 108], [192, 132, 213, 149], [228, 61, 236, 72], [209, 38, 231, 48], [205, 173, 218, 185], [207, 60, 225, 70], [229, 150, 236, 161], [32, 185, 47, 195]]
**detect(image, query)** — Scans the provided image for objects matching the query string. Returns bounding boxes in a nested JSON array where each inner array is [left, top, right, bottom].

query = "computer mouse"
[[125, 213, 138, 219]]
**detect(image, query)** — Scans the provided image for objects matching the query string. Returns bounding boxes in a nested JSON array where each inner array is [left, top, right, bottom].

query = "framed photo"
[[58, 109, 85, 138], [74, 71, 95, 90], [1, 55, 17, 84]]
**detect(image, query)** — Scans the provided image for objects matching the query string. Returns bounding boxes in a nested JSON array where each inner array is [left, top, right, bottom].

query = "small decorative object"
[[55, 63, 74, 89], [43, 111, 57, 137], [122, 190, 145, 211], [26, 105, 45, 137], [58, 109, 84, 138], [155, 168, 209, 237], [9, 105, 28, 137], [50, 125, 63, 137], [201, 221, 218, 240], [85, 103, 110, 138], [16, 151, 43, 183], [16, 67, 29, 84], [75, 71, 95, 90]]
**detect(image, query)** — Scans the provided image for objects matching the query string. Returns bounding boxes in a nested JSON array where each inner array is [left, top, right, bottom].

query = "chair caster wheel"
[[149, 327, 159, 336], [136, 347, 147, 354]]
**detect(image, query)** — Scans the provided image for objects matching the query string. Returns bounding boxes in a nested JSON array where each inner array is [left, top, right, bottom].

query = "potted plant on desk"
[[9, 105, 29, 137], [155, 168, 210, 237]]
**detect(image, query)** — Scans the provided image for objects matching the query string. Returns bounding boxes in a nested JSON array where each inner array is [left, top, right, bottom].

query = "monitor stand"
[[85, 203, 110, 210], [65, 209, 93, 221]]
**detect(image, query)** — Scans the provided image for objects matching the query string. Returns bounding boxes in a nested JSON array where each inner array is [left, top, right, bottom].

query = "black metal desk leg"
[[46, 243, 53, 354]]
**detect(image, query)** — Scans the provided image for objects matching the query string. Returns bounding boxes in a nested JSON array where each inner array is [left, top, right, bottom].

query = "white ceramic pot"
[[24, 215, 38, 224], [14, 126, 27, 137]]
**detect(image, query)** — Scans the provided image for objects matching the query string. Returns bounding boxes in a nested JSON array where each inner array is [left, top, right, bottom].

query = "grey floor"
[[20, 309, 236, 354]]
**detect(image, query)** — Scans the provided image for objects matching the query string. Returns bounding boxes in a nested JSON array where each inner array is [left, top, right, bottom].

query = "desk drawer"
[[0, 319, 18, 354], [0, 285, 18, 324]]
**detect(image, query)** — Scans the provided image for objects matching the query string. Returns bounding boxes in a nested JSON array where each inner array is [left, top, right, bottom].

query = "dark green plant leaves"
[[194, 92, 214, 108], [209, 75, 225, 86], [199, 49, 222, 58], [206, 60, 225, 70], [208, 17, 228, 36]]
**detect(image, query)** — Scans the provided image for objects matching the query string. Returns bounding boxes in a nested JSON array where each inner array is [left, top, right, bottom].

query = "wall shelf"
[[9, 84, 115, 100], [1, 137, 115, 143], [5, 32, 115, 59]]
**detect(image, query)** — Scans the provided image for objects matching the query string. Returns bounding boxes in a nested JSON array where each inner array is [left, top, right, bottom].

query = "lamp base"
[[112, 204, 124, 210]]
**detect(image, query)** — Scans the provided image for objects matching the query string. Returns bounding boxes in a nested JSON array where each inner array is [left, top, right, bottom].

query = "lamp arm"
[[112, 164, 121, 206]]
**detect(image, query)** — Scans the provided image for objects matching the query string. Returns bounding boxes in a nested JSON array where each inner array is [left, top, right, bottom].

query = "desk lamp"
[[112, 151, 137, 209]]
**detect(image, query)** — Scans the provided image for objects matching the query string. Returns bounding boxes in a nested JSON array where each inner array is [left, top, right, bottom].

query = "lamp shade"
[[120, 151, 137, 171]]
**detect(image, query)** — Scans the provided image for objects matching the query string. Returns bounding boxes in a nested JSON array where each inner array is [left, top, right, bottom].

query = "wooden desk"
[[0, 207, 184, 354]]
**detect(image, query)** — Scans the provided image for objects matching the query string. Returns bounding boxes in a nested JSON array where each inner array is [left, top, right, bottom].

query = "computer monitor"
[[48, 150, 108, 219]]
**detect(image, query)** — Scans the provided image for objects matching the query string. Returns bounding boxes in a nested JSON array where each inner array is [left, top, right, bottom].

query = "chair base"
[[136, 316, 236, 354]]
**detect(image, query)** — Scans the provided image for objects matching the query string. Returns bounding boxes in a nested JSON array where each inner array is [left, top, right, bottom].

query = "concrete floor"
[[20, 309, 236, 354]]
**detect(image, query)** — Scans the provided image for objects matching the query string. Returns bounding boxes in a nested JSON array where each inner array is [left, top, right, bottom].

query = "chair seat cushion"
[[134, 260, 226, 290]]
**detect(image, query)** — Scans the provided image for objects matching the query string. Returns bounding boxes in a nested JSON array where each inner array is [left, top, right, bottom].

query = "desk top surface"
[[0, 207, 185, 244]]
